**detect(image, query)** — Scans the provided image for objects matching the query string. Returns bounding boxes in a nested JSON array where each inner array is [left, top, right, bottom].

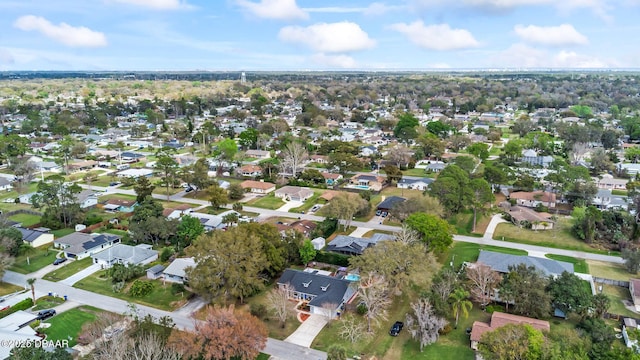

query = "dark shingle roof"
[[477, 250, 573, 277], [16, 227, 48, 243], [377, 196, 406, 210], [277, 269, 355, 307]]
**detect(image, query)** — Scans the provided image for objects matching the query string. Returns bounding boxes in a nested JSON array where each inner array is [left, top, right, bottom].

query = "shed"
[[311, 237, 325, 251], [147, 264, 165, 280]]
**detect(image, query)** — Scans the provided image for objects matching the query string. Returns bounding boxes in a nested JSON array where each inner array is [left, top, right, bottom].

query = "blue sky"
[[1, 0, 640, 71]]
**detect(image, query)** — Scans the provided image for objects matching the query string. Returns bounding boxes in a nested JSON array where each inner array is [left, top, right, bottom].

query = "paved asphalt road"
[[1, 271, 327, 359]]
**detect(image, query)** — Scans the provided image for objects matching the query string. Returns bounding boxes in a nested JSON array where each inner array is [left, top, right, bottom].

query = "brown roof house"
[[275, 220, 317, 238], [509, 191, 556, 209], [237, 164, 263, 177], [240, 180, 276, 194], [630, 279, 640, 312], [274, 186, 314, 202], [470, 312, 550, 350], [506, 205, 554, 230]]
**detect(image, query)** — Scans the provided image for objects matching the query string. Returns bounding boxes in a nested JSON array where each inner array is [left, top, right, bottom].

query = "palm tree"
[[27, 278, 36, 304], [449, 288, 473, 328]]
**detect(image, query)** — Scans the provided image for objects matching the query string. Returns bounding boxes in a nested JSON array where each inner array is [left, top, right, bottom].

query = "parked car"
[[109, 182, 120, 186], [310, 205, 322, 212], [37, 309, 56, 320], [375, 210, 382, 216], [53, 258, 67, 265], [389, 321, 404, 336], [185, 187, 194, 193]]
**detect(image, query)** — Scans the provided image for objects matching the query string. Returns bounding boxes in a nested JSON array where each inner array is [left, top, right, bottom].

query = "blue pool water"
[[344, 274, 360, 281], [354, 185, 369, 189]]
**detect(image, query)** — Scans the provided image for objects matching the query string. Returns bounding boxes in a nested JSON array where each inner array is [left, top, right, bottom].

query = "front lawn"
[[238, 284, 300, 340], [42, 258, 94, 282], [545, 254, 589, 274], [74, 271, 190, 311], [247, 194, 285, 210], [33, 295, 65, 311], [9, 246, 58, 274], [43, 306, 102, 346], [448, 211, 489, 237], [440, 242, 528, 269], [587, 261, 632, 281], [493, 219, 614, 255], [8, 213, 41, 227], [288, 190, 325, 213], [0, 282, 23, 297]]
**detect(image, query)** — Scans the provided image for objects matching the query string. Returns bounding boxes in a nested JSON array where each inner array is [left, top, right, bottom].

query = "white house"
[[397, 177, 433, 191], [17, 227, 54, 248], [91, 243, 158, 268], [54, 232, 121, 259], [76, 190, 99, 209], [0, 177, 13, 191], [163, 257, 196, 284]]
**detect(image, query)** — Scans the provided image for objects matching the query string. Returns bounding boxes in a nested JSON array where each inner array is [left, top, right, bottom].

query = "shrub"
[[439, 323, 453, 335], [85, 214, 103, 226], [0, 298, 34, 319], [171, 283, 185, 295], [485, 304, 505, 314], [314, 251, 349, 267], [129, 280, 154, 297], [250, 303, 267, 319], [112, 281, 125, 293], [160, 247, 174, 262], [356, 303, 368, 315]]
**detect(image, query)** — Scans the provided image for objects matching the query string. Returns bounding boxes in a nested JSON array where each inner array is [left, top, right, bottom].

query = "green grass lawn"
[[401, 168, 432, 177], [239, 284, 299, 340], [100, 193, 137, 202], [87, 177, 116, 187], [289, 190, 326, 213], [74, 271, 190, 311], [43, 306, 102, 346], [545, 254, 589, 274], [402, 307, 486, 360], [601, 284, 638, 318], [0, 282, 23, 297], [9, 246, 58, 274], [51, 228, 75, 238], [247, 194, 285, 210], [33, 295, 65, 311], [587, 261, 632, 281], [42, 258, 94, 282], [8, 213, 41, 227], [439, 242, 528, 269], [448, 211, 490, 237], [492, 219, 615, 255]]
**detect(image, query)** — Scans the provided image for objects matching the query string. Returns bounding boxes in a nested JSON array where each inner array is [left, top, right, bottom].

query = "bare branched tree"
[[466, 262, 502, 307], [266, 284, 293, 328], [405, 298, 448, 352], [570, 142, 589, 165], [320, 302, 338, 322], [358, 273, 392, 332], [431, 268, 459, 304], [387, 144, 412, 168], [338, 314, 367, 343], [394, 224, 420, 245], [280, 141, 308, 177]]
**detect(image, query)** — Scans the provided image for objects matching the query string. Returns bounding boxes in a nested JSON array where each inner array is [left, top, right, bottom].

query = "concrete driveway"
[[284, 314, 328, 348], [276, 200, 304, 212], [60, 263, 101, 286]]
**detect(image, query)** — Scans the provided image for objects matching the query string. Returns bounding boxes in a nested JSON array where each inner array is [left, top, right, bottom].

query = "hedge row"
[[314, 251, 350, 267], [0, 297, 34, 319]]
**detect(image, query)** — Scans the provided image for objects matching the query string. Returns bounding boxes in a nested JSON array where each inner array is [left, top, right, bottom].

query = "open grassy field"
[[545, 254, 589, 274], [43, 306, 102, 347], [9, 246, 58, 274], [8, 213, 41, 227], [51, 228, 75, 238], [43, 258, 94, 282], [74, 271, 190, 311], [493, 218, 615, 255], [587, 261, 632, 282], [246, 193, 285, 210], [448, 211, 490, 237], [0, 282, 23, 297]]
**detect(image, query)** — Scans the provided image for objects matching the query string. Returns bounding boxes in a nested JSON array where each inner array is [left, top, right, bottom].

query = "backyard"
[[43, 258, 94, 282], [74, 270, 191, 311], [42, 306, 102, 347], [9, 246, 58, 274], [599, 284, 638, 318], [8, 213, 41, 227]]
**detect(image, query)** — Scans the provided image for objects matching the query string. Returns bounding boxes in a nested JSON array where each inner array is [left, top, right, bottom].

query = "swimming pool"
[[344, 273, 360, 281]]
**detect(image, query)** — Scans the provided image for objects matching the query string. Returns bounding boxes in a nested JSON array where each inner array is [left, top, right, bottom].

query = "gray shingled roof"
[[92, 244, 158, 265], [326, 233, 393, 255], [377, 196, 406, 210], [277, 269, 356, 307], [477, 250, 573, 277], [16, 227, 48, 243]]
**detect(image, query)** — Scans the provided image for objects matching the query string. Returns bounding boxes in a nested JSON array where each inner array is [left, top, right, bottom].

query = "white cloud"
[[14, 15, 107, 48], [0, 49, 14, 65], [491, 43, 613, 68], [310, 53, 357, 68], [305, 2, 405, 16], [279, 22, 376, 53], [389, 21, 480, 51], [110, 0, 192, 10], [514, 24, 588, 46], [237, 0, 308, 20]]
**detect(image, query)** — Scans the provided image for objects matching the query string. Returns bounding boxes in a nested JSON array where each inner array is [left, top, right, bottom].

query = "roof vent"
[[321, 284, 330, 292], [302, 280, 312, 288]]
